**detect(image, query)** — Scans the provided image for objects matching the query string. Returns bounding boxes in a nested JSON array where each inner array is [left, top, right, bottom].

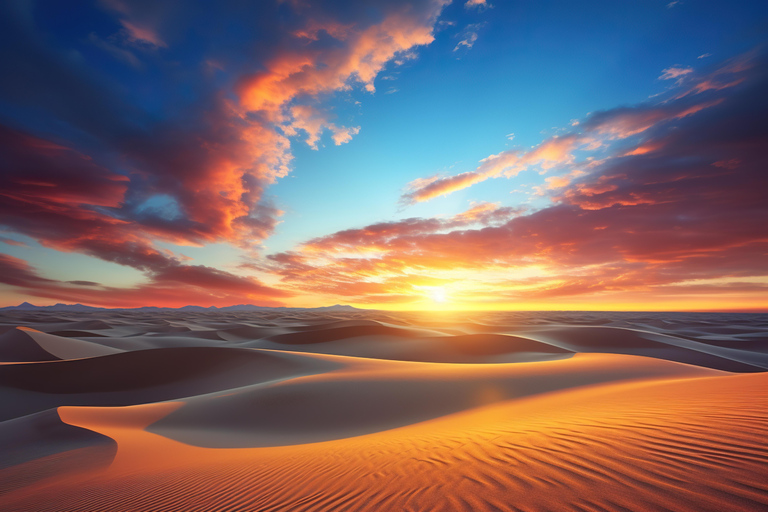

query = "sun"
[[430, 287, 448, 304]]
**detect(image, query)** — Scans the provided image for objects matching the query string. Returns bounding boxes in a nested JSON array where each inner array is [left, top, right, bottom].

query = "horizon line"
[[2, 302, 766, 314]]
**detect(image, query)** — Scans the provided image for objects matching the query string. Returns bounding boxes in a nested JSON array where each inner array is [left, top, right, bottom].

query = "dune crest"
[[0, 327, 122, 363], [0, 309, 766, 511]]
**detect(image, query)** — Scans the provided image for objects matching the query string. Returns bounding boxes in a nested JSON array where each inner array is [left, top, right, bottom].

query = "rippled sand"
[[1, 310, 767, 511]]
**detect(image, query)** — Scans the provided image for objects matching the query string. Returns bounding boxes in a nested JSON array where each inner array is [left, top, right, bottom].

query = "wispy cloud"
[[659, 65, 693, 82], [0, 0, 449, 306], [88, 33, 142, 68], [465, 0, 488, 8], [454, 32, 478, 51], [399, 57, 746, 206], [0, 253, 290, 308], [119, 19, 167, 48], [267, 51, 768, 306], [453, 22, 485, 53]]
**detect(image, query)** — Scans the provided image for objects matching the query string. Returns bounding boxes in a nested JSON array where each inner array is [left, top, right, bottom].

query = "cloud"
[[331, 125, 361, 145], [0, 254, 57, 288], [454, 32, 478, 51], [238, 3, 446, 109], [401, 168, 502, 205], [581, 99, 724, 138], [400, 58, 746, 206], [0, 237, 27, 248], [301, 202, 521, 255], [268, 50, 768, 305], [544, 170, 585, 190], [0, 252, 291, 308], [283, 105, 358, 149], [262, 202, 524, 300], [659, 65, 693, 82], [0, 0, 449, 305], [99, 0, 168, 48], [119, 20, 167, 48], [453, 22, 485, 52], [400, 134, 581, 205], [88, 32, 142, 68]]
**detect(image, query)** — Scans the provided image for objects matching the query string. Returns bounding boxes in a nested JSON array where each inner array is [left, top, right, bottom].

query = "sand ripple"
[[0, 310, 766, 511]]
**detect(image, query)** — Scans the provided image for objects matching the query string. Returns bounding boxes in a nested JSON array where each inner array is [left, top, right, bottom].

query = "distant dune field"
[[1, 310, 767, 511]]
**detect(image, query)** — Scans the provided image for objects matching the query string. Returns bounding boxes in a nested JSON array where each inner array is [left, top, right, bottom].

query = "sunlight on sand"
[[1, 310, 767, 511]]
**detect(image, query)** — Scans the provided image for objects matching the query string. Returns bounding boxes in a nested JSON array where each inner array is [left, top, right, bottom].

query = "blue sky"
[[1, 0, 766, 310], [266, 0, 767, 250]]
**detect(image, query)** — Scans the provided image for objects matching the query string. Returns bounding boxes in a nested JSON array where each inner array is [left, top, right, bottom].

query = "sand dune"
[[0, 310, 766, 511], [3, 370, 767, 512], [245, 332, 572, 364], [0, 347, 337, 422], [145, 352, 720, 448], [512, 325, 768, 371], [0, 409, 116, 496], [0, 326, 122, 362]]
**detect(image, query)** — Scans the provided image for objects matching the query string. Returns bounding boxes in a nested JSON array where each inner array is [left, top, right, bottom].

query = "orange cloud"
[[401, 134, 581, 205], [239, 5, 445, 114], [0, 0, 450, 302], [401, 167, 504, 205], [400, 54, 750, 207], [119, 20, 167, 47], [659, 65, 692, 82], [265, 51, 768, 308], [0, 253, 290, 309], [623, 141, 664, 156], [284, 105, 360, 149]]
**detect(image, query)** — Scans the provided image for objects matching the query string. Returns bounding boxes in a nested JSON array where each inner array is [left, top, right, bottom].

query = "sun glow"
[[429, 287, 448, 304]]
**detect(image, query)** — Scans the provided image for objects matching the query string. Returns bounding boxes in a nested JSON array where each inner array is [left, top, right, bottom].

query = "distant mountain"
[[2, 302, 104, 312], [0, 302, 360, 313], [311, 305, 359, 312]]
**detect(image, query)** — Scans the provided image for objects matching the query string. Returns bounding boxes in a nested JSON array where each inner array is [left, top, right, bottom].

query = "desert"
[[1, 308, 766, 511], [1, 1, 767, 509]]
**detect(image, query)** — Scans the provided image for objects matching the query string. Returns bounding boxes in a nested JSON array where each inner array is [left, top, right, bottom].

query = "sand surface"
[[0, 310, 767, 511]]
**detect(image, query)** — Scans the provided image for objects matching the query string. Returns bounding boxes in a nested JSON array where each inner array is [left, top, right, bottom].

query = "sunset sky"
[[1, 0, 766, 311]]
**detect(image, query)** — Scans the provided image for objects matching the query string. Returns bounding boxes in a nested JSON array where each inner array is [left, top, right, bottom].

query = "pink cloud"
[[239, 4, 446, 113], [400, 134, 581, 205], [267, 51, 768, 305], [0, 252, 291, 309], [400, 56, 751, 206], [284, 105, 360, 149], [659, 65, 693, 81], [119, 20, 167, 47], [0, 1, 451, 307]]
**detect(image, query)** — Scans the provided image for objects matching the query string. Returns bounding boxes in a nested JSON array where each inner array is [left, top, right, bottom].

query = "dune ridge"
[[0, 310, 766, 511]]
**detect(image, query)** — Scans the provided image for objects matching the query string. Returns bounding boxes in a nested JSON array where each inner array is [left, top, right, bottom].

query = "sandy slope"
[[0, 310, 766, 511], [0, 327, 122, 362], [3, 369, 767, 511]]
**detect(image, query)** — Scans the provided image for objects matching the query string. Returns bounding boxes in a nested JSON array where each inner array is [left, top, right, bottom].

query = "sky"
[[0, 0, 767, 311]]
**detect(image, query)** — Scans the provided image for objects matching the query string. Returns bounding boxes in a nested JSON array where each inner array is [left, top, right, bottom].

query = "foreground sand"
[[1, 310, 767, 511]]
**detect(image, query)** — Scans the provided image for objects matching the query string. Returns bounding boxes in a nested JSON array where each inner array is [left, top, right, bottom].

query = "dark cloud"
[[268, 51, 768, 304], [0, 252, 290, 308], [0, 0, 448, 305]]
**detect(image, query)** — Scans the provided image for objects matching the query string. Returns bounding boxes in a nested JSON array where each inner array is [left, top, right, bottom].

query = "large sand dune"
[[0, 310, 767, 511]]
